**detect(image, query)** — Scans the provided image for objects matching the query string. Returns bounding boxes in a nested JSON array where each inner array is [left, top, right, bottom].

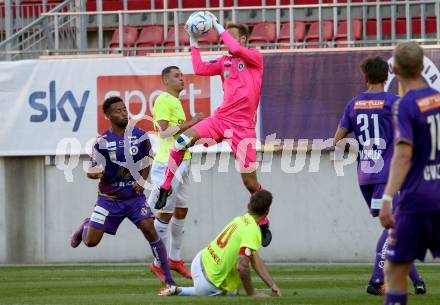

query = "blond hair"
[[393, 42, 424, 79]]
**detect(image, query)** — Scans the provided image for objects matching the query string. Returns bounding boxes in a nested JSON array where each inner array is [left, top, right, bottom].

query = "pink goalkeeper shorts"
[[192, 116, 257, 171]]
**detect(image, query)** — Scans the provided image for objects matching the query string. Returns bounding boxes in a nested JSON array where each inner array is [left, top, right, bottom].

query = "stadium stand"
[[0, 0, 439, 59]]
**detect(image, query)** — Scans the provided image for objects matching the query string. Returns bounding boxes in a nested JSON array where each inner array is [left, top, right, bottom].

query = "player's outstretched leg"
[[149, 238, 175, 285], [137, 219, 175, 286], [241, 172, 272, 247], [367, 229, 387, 295], [70, 218, 90, 248], [409, 265, 427, 294], [150, 217, 170, 280]]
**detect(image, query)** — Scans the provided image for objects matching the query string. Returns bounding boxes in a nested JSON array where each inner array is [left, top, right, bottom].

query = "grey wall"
[[0, 151, 407, 263]]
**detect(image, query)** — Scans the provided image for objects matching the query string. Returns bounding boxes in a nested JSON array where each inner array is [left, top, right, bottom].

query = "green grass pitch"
[[0, 264, 439, 304]]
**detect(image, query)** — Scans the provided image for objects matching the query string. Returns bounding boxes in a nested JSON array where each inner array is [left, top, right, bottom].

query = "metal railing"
[[1, 1, 440, 60], [0, 0, 64, 42], [0, 0, 77, 60]]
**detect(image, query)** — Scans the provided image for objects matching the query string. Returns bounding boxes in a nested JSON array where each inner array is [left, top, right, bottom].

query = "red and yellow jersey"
[[201, 213, 261, 291]]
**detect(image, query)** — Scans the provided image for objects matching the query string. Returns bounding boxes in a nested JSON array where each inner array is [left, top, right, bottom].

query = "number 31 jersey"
[[339, 92, 400, 185]]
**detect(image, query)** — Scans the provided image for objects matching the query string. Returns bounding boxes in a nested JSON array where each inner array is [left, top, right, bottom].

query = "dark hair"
[[102, 96, 123, 114], [394, 42, 424, 79], [249, 190, 273, 216], [161, 66, 180, 78], [226, 22, 249, 38], [360, 56, 389, 84]]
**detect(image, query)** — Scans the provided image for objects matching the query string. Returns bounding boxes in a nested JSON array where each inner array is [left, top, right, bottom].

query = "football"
[[185, 11, 213, 36]]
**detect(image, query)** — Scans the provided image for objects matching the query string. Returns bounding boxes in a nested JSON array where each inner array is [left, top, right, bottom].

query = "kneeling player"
[[159, 190, 281, 297]]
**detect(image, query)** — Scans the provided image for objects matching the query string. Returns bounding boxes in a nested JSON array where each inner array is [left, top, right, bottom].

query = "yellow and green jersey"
[[153, 92, 191, 163], [201, 213, 262, 291]]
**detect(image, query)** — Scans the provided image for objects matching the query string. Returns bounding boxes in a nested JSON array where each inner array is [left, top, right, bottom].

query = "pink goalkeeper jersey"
[[191, 31, 263, 128]]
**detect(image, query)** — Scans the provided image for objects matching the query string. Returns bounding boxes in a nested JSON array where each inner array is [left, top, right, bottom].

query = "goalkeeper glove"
[[205, 11, 225, 34], [184, 24, 199, 48]]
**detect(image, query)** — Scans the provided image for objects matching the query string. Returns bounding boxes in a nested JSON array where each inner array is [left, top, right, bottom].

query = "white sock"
[[153, 218, 169, 266], [179, 286, 197, 296], [169, 217, 185, 261]]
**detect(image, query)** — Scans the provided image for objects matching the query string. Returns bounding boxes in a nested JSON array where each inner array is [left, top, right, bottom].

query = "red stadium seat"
[[382, 17, 407, 36], [155, 0, 178, 9], [182, 0, 206, 8], [368, 16, 437, 37], [86, 0, 151, 10], [135, 25, 164, 55], [109, 26, 139, 52], [102, 0, 123, 11], [425, 16, 438, 34], [248, 22, 276, 47], [127, 0, 151, 10], [294, 0, 318, 3], [237, 0, 260, 5], [366, 18, 377, 36], [277, 21, 307, 48], [412, 16, 437, 35], [198, 28, 220, 49], [334, 19, 362, 47], [163, 25, 190, 52], [305, 20, 334, 48]]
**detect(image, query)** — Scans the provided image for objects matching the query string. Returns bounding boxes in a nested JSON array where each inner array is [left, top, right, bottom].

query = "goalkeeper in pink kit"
[[153, 12, 272, 246]]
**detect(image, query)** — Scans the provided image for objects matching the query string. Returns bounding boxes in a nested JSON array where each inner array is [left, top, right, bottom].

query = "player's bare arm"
[[86, 171, 103, 179], [250, 252, 281, 296], [380, 143, 413, 229], [333, 126, 349, 146], [86, 160, 104, 179], [237, 254, 255, 296], [134, 166, 150, 194]]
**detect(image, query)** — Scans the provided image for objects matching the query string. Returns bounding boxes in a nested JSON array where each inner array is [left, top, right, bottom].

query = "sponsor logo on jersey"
[[353, 100, 385, 110], [106, 141, 117, 150], [416, 93, 440, 112]]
